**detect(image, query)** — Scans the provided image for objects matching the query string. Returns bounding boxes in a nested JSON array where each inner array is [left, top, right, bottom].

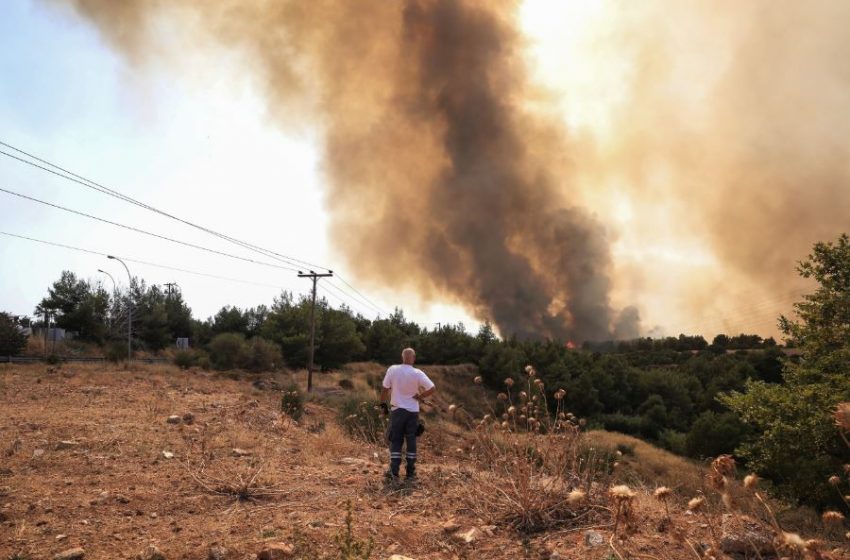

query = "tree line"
[[3, 233, 849, 509]]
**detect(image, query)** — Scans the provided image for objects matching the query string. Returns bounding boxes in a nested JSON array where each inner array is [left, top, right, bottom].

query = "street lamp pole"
[[107, 256, 132, 363], [97, 269, 116, 331]]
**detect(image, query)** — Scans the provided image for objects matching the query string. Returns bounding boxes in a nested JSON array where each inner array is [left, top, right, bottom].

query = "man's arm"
[[414, 371, 436, 401], [414, 386, 435, 401]]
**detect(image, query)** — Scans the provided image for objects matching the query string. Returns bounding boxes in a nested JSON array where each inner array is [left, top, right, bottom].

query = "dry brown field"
[[0, 362, 846, 560]]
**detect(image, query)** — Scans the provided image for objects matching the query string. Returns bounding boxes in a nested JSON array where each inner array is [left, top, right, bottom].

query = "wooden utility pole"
[[298, 270, 333, 392]]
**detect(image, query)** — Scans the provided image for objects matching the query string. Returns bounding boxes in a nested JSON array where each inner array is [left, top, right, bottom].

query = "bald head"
[[401, 348, 416, 365]]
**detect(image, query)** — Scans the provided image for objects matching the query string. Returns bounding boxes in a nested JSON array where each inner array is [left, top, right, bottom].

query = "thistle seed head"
[[687, 497, 705, 512]]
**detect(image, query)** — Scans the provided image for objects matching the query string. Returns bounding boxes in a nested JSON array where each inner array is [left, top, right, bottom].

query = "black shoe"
[[384, 470, 400, 482]]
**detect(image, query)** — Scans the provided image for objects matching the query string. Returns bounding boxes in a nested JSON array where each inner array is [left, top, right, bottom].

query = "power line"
[[1, 139, 399, 313], [330, 275, 389, 316], [0, 230, 291, 291], [325, 279, 384, 316], [0, 140, 327, 271], [0, 186, 300, 273]]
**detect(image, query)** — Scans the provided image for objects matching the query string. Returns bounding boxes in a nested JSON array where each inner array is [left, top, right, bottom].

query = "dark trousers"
[[387, 408, 418, 477]]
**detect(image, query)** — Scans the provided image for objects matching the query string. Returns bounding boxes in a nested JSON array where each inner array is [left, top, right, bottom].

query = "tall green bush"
[[208, 332, 248, 370], [722, 234, 850, 508], [0, 312, 27, 356]]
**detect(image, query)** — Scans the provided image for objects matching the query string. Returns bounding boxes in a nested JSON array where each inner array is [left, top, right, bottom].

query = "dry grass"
[[585, 430, 707, 499], [1, 362, 847, 560]]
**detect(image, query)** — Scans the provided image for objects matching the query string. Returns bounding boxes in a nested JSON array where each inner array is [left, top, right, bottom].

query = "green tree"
[[685, 410, 750, 459], [722, 234, 850, 507], [36, 271, 109, 343], [317, 308, 366, 369], [0, 312, 27, 356]]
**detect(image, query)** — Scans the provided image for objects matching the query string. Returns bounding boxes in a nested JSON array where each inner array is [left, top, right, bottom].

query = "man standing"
[[380, 347, 435, 482]]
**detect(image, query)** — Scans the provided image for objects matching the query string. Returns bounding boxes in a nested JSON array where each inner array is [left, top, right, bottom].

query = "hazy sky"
[[0, 0, 466, 327], [3, 0, 832, 341]]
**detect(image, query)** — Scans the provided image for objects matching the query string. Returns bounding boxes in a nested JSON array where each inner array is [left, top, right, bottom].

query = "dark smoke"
[[58, 0, 634, 341]]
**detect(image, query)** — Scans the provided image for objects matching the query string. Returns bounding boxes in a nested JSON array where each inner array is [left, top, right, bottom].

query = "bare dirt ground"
[[1, 363, 847, 560]]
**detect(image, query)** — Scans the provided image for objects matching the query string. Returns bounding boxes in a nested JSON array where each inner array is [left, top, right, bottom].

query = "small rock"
[[57, 440, 80, 450], [480, 525, 497, 536], [719, 514, 773, 556], [337, 457, 366, 465], [182, 413, 194, 424], [116, 495, 130, 504], [161, 451, 174, 459], [231, 448, 251, 457], [584, 530, 605, 547], [33, 448, 45, 458], [137, 545, 166, 560], [208, 545, 228, 560], [56, 534, 68, 541], [166, 415, 181, 424], [257, 543, 294, 560], [54, 548, 85, 560], [98, 491, 109, 500], [441, 519, 461, 533], [150, 512, 158, 518]]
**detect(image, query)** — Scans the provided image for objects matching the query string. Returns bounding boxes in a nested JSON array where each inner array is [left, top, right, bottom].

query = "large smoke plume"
[[59, 0, 633, 341], [54, 0, 850, 339]]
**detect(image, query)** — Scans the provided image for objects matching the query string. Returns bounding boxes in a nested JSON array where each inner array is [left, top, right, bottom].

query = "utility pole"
[[164, 282, 177, 299], [298, 270, 333, 392]]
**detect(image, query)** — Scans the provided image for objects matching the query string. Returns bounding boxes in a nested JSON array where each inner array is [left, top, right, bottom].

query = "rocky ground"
[[0, 363, 847, 560]]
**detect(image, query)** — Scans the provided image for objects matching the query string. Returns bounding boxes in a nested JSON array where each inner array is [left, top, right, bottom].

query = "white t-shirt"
[[382, 364, 435, 412]]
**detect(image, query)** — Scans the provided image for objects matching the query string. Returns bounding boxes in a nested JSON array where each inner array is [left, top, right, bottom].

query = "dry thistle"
[[554, 389, 566, 400], [829, 475, 841, 486], [474, 376, 483, 385], [834, 402, 850, 432], [822, 511, 845, 524], [568, 489, 586, 505], [712, 454, 736, 477], [504, 377, 514, 387], [781, 532, 806, 550], [743, 473, 759, 490], [448, 404, 457, 414], [654, 487, 671, 500], [687, 497, 705, 512], [610, 485, 636, 501], [497, 392, 508, 401], [507, 406, 516, 415], [519, 391, 528, 400]]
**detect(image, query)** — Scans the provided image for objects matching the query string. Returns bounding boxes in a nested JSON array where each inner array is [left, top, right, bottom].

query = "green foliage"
[[0, 312, 27, 356], [36, 270, 109, 343], [337, 394, 386, 443], [173, 349, 196, 370], [281, 385, 304, 421], [44, 353, 62, 365], [685, 411, 749, 459], [104, 341, 126, 363], [241, 337, 283, 372], [722, 234, 850, 508], [208, 332, 248, 370], [335, 500, 374, 560]]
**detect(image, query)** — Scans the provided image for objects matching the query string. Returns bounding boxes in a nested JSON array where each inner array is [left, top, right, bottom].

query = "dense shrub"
[[241, 337, 283, 372], [173, 349, 196, 370], [104, 341, 126, 363], [208, 332, 248, 370], [337, 394, 386, 443], [0, 312, 27, 356]]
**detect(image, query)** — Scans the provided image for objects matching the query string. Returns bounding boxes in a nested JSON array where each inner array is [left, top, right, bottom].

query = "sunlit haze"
[[4, 0, 839, 341]]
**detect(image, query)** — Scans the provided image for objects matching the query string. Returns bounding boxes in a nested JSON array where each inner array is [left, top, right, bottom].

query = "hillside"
[[1, 362, 847, 559]]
